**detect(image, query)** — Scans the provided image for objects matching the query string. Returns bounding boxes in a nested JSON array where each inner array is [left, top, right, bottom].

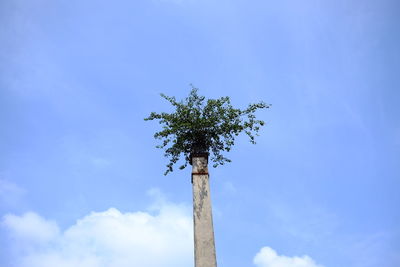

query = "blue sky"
[[1, 0, 399, 266]]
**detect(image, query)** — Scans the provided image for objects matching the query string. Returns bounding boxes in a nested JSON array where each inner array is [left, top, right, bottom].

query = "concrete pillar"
[[191, 153, 217, 267]]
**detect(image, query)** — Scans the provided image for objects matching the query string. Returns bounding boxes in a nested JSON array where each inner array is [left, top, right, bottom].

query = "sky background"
[[1, 0, 399, 266]]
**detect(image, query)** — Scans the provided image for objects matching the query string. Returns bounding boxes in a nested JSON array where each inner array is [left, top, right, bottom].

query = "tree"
[[145, 86, 269, 267], [144, 85, 270, 175]]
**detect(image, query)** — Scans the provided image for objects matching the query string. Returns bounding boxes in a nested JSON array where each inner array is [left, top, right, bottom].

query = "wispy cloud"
[[346, 231, 400, 267], [222, 181, 237, 195], [153, 0, 195, 4], [266, 197, 339, 243], [0, 179, 25, 207], [394, 127, 400, 146], [3, 212, 59, 244]]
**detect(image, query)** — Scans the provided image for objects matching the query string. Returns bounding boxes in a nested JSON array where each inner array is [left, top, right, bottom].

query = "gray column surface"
[[191, 155, 217, 267]]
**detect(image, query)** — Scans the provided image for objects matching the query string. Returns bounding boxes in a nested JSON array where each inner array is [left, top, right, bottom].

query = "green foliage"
[[144, 86, 270, 175]]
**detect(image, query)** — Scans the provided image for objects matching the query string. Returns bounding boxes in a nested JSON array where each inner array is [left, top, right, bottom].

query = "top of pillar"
[[190, 152, 209, 174], [189, 152, 209, 165]]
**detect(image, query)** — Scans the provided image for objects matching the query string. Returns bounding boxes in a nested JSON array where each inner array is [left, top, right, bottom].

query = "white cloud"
[[2, 194, 193, 267], [253, 247, 324, 267], [2, 190, 325, 267]]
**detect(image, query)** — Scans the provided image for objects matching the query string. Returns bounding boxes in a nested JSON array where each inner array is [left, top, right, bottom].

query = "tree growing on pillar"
[[144, 86, 270, 175]]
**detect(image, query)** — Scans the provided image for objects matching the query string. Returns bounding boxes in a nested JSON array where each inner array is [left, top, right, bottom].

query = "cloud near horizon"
[[3, 191, 324, 267], [253, 247, 324, 267], [2, 195, 194, 267]]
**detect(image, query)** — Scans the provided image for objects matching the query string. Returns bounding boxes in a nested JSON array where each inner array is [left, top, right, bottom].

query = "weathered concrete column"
[[191, 153, 217, 267]]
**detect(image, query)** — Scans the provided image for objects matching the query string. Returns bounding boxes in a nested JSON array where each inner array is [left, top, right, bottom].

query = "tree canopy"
[[145, 86, 270, 175]]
